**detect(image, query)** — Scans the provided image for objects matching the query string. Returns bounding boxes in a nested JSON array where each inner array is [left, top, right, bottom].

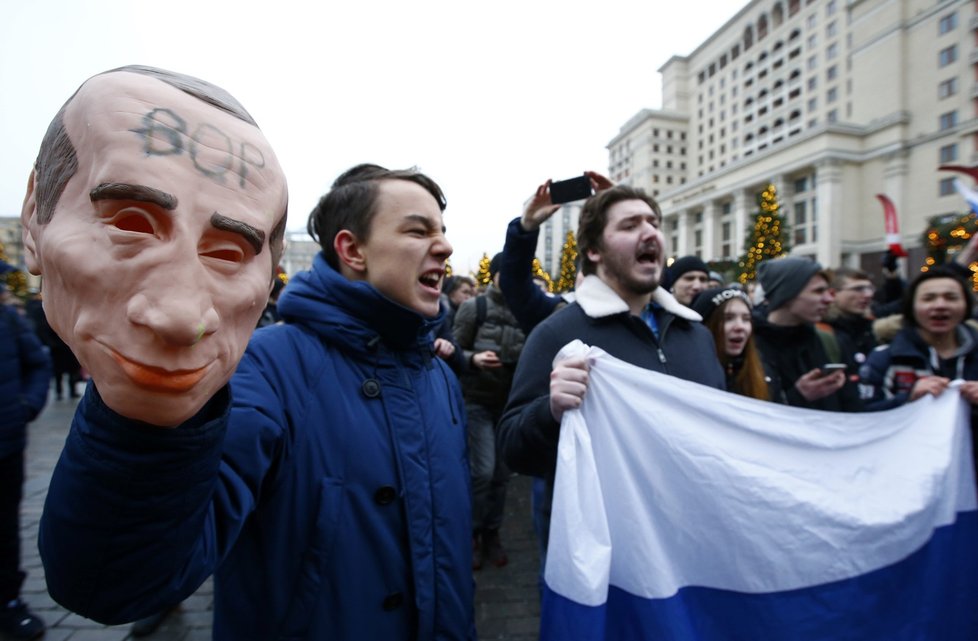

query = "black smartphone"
[[549, 175, 593, 205]]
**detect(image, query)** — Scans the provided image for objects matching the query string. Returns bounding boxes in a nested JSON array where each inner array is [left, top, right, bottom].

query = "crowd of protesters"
[[4, 65, 978, 641]]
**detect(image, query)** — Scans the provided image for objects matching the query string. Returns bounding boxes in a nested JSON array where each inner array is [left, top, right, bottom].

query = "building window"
[[808, 97, 817, 111], [827, 87, 838, 103], [826, 0, 836, 16], [807, 55, 817, 71], [826, 65, 837, 81], [938, 78, 958, 99], [938, 45, 957, 67], [808, 77, 816, 90], [940, 110, 958, 130], [792, 179, 817, 245], [940, 143, 958, 164], [939, 12, 958, 35], [939, 177, 956, 197], [827, 109, 838, 123], [826, 43, 838, 60]]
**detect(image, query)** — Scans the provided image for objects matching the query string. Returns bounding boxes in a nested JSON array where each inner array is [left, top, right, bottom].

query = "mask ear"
[[333, 230, 367, 276], [21, 169, 42, 275]]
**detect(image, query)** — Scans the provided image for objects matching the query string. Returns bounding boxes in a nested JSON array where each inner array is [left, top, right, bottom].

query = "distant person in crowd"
[[663, 255, 710, 306], [29, 66, 473, 640], [443, 275, 476, 326], [860, 266, 978, 474], [453, 253, 526, 569], [707, 270, 724, 289], [692, 286, 770, 400], [753, 257, 862, 411], [820, 267, 878, 373], [0, 272, 51, 640], [497, 185, 724, 569], [432, 275, 474, 375]]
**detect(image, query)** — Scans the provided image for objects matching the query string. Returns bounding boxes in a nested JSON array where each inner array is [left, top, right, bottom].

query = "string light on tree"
[[922, 212, 978, 289], [532, 258, 554, 293], [555, 231, 578, 293], [444, 259, 453, 277], [475, 253, 492, 288], [738, 183, 789, 283]]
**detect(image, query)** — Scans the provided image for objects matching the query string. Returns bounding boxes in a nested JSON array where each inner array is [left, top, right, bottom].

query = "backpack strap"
[[476, 294, 487, 328]]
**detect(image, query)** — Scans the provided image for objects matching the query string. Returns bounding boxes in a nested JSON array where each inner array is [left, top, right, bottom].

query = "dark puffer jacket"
[[39, 255, 475, 641]]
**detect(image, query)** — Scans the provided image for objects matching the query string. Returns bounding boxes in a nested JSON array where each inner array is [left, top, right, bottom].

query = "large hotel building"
[[538, 0, 972, 279]]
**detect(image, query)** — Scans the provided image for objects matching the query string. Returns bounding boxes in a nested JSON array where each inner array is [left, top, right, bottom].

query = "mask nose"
[[127, 285, 219, 346]]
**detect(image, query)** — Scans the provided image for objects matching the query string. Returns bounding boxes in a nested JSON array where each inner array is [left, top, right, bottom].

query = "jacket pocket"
[[277, 477, 344, 640]]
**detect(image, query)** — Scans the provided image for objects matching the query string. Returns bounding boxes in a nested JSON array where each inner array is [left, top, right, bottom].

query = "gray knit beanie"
[[756, 257, 823, 311]]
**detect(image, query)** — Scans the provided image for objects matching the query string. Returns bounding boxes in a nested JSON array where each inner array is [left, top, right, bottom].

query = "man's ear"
[[21, 170, 42, 276], [586, 247, 602, 268], [333, 230, 367, 276]]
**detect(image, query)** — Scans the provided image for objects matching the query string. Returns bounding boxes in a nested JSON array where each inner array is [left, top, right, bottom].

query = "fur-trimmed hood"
[[574, 275, 702, 322]]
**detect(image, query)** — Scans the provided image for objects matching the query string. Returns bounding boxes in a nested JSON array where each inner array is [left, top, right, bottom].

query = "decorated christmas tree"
[[444, 259, 453, 277], [531, 258, 554, 293], [475, 253, 492, 288], [555, 231, 578, 293], [0, 240, 27, 298], [738, 183, 789, 283]]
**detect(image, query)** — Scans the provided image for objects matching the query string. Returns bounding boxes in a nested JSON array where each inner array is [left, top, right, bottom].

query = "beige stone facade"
[[600, 0, 973, 279]]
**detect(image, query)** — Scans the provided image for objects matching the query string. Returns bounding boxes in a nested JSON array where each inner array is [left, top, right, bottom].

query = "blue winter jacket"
[[39, 255, 475, 641], [0, 304, 51, 458]]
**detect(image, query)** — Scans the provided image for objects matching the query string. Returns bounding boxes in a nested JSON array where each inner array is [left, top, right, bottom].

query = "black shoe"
[[0, 599, 45, 640], [130, 608, 174, 638], [482, 528, 509, 568]]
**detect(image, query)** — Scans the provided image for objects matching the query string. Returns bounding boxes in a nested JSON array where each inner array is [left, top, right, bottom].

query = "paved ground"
[[14, 392, 541, 640]]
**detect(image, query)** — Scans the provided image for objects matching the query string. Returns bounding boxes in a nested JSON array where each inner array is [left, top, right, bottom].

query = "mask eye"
[[113, 211, 155, 234], [201, 248, 244, 264]]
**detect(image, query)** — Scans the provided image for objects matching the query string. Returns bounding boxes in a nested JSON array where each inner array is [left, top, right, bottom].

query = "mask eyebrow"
[[90, 182, 178, 210], [210, 212, 264, 255]]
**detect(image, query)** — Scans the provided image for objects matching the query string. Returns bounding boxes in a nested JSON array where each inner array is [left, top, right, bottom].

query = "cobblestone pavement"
[[14, 392, 541, 640]]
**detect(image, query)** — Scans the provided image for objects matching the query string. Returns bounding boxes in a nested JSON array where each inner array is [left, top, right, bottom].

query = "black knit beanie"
[[757, 257, 823, 311], [663, 255, 709, 291]]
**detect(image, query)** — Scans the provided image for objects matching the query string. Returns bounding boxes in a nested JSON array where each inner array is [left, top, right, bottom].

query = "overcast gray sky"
[[1, 0, 746, 274]]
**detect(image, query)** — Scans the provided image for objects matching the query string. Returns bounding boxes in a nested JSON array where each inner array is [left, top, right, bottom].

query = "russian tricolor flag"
[[542, 343, 978, 641]]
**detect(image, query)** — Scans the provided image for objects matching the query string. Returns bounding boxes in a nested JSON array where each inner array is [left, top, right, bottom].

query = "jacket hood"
[[575, 275, 702, 321], [277, 253, 442, 351]]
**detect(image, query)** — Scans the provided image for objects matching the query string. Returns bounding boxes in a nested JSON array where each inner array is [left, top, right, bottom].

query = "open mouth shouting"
[[636, 244, 660, 267], [419, 269, 444, 295]]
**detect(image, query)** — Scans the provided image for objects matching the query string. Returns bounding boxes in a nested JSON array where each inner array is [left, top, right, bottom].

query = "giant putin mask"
[[21, 68, 288, 427]]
